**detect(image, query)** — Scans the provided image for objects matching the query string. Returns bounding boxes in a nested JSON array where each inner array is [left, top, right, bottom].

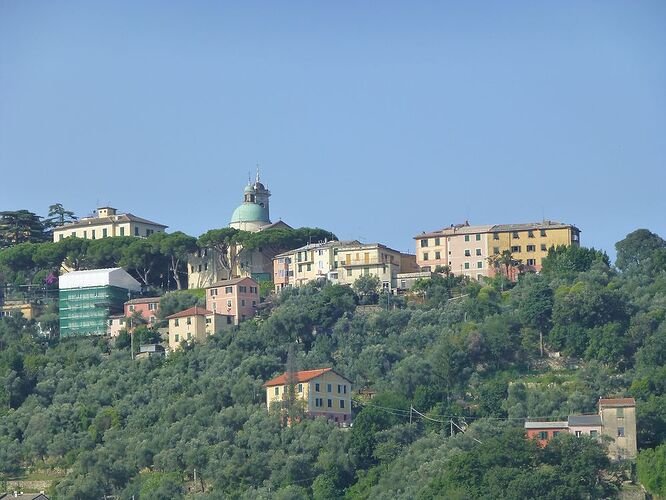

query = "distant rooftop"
[[415, 220, 579, 239], [568, 415, 602, 427], [599, 397, 635, 407], [524, 421, 568, 430]]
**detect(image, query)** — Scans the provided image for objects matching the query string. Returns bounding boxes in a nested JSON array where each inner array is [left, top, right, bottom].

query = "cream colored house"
[[166, 306, 233, 351], [599, 398, 637, 460], [263, 367, 352, 425], [273, 240, 359, 291], [336, 242, 415, 292], [53, 206, 167, 242]]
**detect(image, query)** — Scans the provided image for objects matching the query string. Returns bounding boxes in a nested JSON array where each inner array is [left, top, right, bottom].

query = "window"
[[241, 299, 245, 307], [363, 267, 370, 276], [590, 430, 598, 438], [511, 245, 521, 253], [59, 234, 64, 241], [275, 387, 279, 396], [512, 231, 519, 238], [198, 265, 202, 272], [434, 237, 440, 246], [435, 251, 441, 260], [174, 333, 179, 342], [225, 286, 233, 294], [91, 230, 95, 239], [540, 229, 547, 237], [464, 262, 470, 269], [464, 235, 470, 242], [475, 234, 481, 241], [186, 317, 192, 325], [187, 332, 192, 340], [541, 244, 547, 251], [538, 431, 548, 440], [134, 227, 139, 236], [618, 427, 625, 437], [423, 253, 429, 261], [119, 227, 124, 236], [83, 230, 87, 238], [102, 229, 108, 237], [528, 230, 534, 238], [553, 431, 560, 437], [464, 249, 471, 257], [493, 233, 499, 240], [337, 384, 342, 394], [617, 407, 624, 417], [239, 286, 247, 293], [129, 305, 135, 312], [210, 288, 218, 296], [174, 318, 179, 326], [493, 247, 500, 254], [326, 399, 332, 407], [420, 239, 428, 248], [527, 245, 536, 252], [71, 231, 76, 237], [226, 316, 232, 324], [252, 300, 256, 307], [327, 384, 332, 392], [315, 383, 320, 392], [347, 269, 352, 277], [575, 431, 582, 437], [527, 259, 536, 266], [205, 318, 211, 324], [477, 261, 483, 269], [476, 248, 482, 256], [343, 385, 347, 394], [226, 300, 232, 307], [315, 398, 323, 407], [298, 383, 303, 393], [149, 302, 157, 310], [340, 399, 345, 409]]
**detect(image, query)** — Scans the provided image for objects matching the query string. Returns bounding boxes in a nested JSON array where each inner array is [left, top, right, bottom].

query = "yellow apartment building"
[[166, 305, 233, 351], [0, 302, 42, 320], [53, 206, 167, 242], [264, 367, 352, 425], [336, 242, 416, 292], [273, 240, 360, 291], [414, 220, 580, 279]]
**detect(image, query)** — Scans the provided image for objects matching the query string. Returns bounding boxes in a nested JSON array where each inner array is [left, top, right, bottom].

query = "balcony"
[[339, 258, 396, 267]]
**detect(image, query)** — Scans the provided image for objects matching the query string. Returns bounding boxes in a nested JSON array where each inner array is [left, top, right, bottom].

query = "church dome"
[[230, 203, 269, 224]]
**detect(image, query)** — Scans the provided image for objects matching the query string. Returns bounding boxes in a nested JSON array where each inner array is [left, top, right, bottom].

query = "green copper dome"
[[230, 203, 269, 224], [244, 184, 255, 193]]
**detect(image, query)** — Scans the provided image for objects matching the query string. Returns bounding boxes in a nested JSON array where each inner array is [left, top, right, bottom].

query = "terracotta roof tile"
[[263, 368, 351, 387], [599, 397, 635, 407], [165, 306, 212, 319]]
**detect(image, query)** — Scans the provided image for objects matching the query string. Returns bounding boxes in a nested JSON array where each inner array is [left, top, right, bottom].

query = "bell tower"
[[253, 168, 271, 220]]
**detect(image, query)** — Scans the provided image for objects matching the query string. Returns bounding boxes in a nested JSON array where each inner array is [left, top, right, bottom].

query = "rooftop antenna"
[[256, 162, 260, 183], [247, 170, 251, 184]]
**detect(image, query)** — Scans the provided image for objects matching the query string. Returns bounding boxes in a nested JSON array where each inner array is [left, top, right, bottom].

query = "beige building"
[[53, 206, 167, 242], [273, 240, 359, 291], [263, 367, 352, 425], [599, 398, 637, 460], [415, 220, 580, 279], [166, 305, 233, 351], [336, 242, 417, 292], [0, 302, 42, 320]]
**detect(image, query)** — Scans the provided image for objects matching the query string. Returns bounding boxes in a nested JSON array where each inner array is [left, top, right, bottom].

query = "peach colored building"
[[415, 220, 581, 279], [124, 297, 161, 326], [205, 276, 259, 324], [263, 368, 352, 425], [166, 306, 233, 350], [336, 242, 416, 292], [524, 421, 569, 447]]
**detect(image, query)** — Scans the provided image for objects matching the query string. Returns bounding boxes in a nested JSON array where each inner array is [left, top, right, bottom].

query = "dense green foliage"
[[0, 229, 665, 498]]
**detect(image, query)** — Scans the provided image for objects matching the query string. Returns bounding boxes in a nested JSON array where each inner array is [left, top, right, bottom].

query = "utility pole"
[[409, 406, 413, 425], [450, 418, 454, 437]]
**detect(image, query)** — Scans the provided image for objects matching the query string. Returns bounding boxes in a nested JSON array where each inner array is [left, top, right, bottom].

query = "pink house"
[[206, 277, 259, 324], [124, 297, 161, 326]]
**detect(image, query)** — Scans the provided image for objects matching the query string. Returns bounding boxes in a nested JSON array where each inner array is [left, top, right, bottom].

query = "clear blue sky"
[[1, 1, 664, 260]]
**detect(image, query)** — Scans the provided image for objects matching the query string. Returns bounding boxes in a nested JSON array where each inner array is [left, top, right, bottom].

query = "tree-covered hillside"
[[1, 229, 666, 498]]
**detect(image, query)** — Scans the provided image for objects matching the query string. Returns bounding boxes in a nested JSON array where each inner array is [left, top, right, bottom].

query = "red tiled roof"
[[125, 297, 161, 305], [599, 397, 635, 407], [166, 306, 212, 319], [263, 368, 343, 387]]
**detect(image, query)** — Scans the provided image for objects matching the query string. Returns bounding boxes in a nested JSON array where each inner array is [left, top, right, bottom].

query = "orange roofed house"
[[264, 368, 352, 425], [166, 306, 233, 350]]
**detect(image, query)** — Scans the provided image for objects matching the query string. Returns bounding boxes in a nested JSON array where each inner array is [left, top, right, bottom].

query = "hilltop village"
[[0, 174, 661, 498]]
